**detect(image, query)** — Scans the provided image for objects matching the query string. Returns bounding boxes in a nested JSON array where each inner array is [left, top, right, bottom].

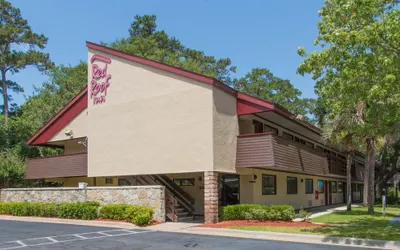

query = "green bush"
[[99, 204, 129, 220], [9, 202, 30, 216], [59, 203, 98, 220], [132, 213, 152, 226], [222, 204, 295, 221], [0, 202, 11, 214], [123, 205, 154, 226]]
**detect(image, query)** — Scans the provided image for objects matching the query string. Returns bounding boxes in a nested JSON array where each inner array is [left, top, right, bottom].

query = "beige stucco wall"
[[87, 49, 214, 177], [49, 110, 88, 142], [212, 87, 238, 173], [237, 168, 345, 209]]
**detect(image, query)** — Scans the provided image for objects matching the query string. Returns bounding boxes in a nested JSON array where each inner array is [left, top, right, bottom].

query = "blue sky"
[[8, 0, 323, 106]]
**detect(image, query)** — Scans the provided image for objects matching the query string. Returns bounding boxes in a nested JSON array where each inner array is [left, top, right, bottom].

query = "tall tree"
[[11, 62, 87, 158], [233, 68, 315, 118], [105, 15, 237, 85], [0, 0, 53, 130], [298, 0, 400, 214]]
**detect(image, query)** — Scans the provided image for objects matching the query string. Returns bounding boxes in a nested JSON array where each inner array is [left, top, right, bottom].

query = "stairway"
[[136, 175, 195, 222]]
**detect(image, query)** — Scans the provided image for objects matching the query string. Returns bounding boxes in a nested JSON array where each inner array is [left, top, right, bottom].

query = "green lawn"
[[228, 205, 400, 241]]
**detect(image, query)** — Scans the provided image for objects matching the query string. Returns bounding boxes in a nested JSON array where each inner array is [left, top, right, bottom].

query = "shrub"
[[123, 205, 154, 226], [296, 208, 312, 221], [59, 202, 98, 220], [0, 202, 11, 214], [9, 202, 30, 216], [99, 204, 129, 220], [222, 204, 295, 221]]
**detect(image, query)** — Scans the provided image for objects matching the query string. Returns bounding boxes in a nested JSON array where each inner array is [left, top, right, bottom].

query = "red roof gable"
[[27, 42, 321, 146], [27, 86, 88, 145]]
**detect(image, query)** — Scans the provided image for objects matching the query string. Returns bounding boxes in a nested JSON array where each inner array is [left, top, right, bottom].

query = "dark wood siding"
[[26, 153, 88, 179], [236, 133, 274, 168], [236, 133, 329, 176]]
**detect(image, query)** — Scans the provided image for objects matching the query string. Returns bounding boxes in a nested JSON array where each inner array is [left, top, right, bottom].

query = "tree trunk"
[[363, 145, 370, 206], [366, 137, 376, 214], [346, 152, 352, 211], [395, 179, 399, 199], [1, 69, 8, 129]]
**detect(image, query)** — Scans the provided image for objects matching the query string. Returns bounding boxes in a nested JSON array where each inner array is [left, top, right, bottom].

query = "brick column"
[[204, 171, 219, 224]]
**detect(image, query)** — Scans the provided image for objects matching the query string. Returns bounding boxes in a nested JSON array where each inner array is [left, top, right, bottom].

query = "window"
[[262, 175, 276, 195], [331, 181, 337, 193], [173, 178, 195, 186], [317, 180, 325, 193], [283, 132, 293, 140], [253, 120, 263, 133], [305, 179, 314, 194], [299, 138, 306, 144], [264, 124, 278, 134], [294, 136, 300, 142], [287, 177, 298, 194], [316, 146, 324, 152], [105, 178, 113, 184], [118, 179, 131, 186], [306, 141, 314, 148], [338, 182, 343, 193], [352, 183, 357, 192]]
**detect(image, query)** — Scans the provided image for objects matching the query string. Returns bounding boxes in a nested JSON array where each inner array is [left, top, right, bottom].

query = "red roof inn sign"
[[90, 54, 112, 105]]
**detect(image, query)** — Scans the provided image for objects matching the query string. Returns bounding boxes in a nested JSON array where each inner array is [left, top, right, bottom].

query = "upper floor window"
[[264, 124, 278, 134], [283, 132, 294, 140], [253, 120, 264, 133], [306, 142, 314, 148], [316, 146, 324, 152], [287, 177, 298, 194]]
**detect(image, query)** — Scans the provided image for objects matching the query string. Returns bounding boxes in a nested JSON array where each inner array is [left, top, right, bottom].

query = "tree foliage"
[[298, 0, 400, 213], [0, 0, 53, 129], [233, 68, 315, 117], [104, 14, 237, 85]]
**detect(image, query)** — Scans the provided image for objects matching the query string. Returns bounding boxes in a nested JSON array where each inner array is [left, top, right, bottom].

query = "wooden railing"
[[136, 175, 195, 222]]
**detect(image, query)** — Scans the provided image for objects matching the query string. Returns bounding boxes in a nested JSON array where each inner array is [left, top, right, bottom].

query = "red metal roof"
[[26, 42, 321, 145]]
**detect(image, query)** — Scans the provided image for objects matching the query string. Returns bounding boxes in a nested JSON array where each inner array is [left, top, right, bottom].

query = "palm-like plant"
[[322, 110, 360, 211]]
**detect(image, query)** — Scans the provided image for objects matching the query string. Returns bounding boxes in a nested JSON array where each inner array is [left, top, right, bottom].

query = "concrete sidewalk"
[[180, 227, 400, 250]]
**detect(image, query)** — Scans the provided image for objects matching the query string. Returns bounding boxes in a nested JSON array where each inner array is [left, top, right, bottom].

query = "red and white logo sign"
[[90, 54, 112, 105]]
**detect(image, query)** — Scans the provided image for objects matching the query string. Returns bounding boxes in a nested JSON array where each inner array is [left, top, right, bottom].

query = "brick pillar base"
[[204, 171, 219, 224]]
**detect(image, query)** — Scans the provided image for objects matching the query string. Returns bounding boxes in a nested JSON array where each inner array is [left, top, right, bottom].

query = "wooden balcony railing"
[[25, 153, 88, 179]]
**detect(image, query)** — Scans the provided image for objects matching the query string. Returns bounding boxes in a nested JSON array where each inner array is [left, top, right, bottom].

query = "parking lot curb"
[[0, 215, 137, 229]]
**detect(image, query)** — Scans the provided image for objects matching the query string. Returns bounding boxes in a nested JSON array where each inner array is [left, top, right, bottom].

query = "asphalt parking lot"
[[0, 220, 373, 250]]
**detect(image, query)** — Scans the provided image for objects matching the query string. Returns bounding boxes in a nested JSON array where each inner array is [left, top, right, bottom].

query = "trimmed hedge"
[[222, 204, 295, 221], [99, 204, 129, 220], [59, 202, 99, 220], [0, 202, 58, 217], [99, 204, 154, 226], [0, 202, 154, 226]]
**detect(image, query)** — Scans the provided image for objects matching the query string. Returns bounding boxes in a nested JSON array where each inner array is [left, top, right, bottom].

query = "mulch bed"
[[195, 220, 324, 228]]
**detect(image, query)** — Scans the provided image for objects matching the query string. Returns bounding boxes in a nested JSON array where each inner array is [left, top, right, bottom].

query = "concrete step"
[[178, 216, 194, 222]]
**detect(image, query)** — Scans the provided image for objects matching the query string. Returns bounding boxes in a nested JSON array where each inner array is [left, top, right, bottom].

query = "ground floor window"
[[105, 178, 113, 184], [338, 182, 343, 193], [173, 178, 195, 186], [317, 180, 325, 193], [262, 174, 276, 195], [287, 177, 298, 194], [305, 178, 313, 194], [331, 181, 337, 193]]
